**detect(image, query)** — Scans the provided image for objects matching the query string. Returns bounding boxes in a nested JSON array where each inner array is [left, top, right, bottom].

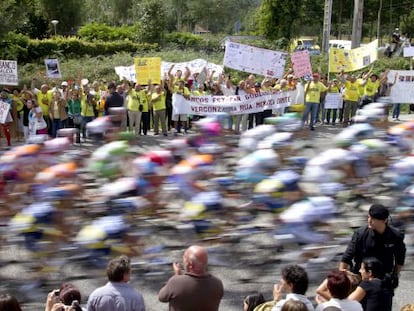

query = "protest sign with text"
[[0, 60, 18, 86], [115, 65, 136, 82], [0, 100, 11, 124], [134, 57, 161, 84], [172, 91, 294, 116], [291, 50, 312, 78], [388, 70, 414, 104], [161, 59, 223, 79], [329, 39, 378, 73], [223, 41, 287, 78], [324, 93, 343, 109]]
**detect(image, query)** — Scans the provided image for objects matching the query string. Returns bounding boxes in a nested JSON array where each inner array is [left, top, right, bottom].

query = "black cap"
[[369, 204, 389, 220]]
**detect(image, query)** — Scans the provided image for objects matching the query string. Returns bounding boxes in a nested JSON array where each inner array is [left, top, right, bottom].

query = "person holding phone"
[[45, 283, 82, 311]]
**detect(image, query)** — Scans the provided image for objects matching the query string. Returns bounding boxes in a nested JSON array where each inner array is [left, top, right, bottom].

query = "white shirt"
[[315, 298, 363, 311], [272, 293, 315, 311]]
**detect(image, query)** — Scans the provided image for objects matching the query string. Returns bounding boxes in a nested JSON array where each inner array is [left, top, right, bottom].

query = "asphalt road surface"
[[0, 114, 413, 311]]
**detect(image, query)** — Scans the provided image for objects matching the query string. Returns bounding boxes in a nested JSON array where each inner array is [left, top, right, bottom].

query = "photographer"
[[45, 283, 83, 311], [339, 204, 406, 310]]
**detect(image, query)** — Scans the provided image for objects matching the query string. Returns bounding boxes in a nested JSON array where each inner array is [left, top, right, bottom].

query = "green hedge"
[[78, 23, 140, 41], [0, 33, 159, 63]]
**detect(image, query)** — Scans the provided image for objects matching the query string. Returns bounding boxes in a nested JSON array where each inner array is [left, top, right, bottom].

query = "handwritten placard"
[[0, 60, 18, 86], [324, 93, 343, 109]]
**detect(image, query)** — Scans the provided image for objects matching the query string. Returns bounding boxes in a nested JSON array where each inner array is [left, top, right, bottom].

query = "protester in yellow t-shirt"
[[150, 83, 167, 136], [340, 72, 363, 127], [170, 79, 190, 135], [360, 74, 380, 108], [127, 83, 149, 137], [301, 73, 328, 131], [31, 79, 53, 134]]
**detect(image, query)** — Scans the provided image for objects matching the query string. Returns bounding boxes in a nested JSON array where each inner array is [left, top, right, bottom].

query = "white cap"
[[61, 81, 68, 87]]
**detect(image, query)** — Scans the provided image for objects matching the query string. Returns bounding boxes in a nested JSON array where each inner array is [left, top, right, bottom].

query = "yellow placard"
[[134, 57, 161, 84], [329, 40, 378, 73]]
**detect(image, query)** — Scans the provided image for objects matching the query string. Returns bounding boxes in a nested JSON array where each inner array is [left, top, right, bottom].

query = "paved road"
[[1, 114, 413, 311]]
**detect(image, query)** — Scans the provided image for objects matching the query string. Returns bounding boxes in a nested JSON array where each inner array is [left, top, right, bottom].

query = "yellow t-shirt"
[[305, 81, 328, 103], [37, 91, 53, 116], [128, 89, 149, 112], [193, 90, 206, 96], [173, 86, 190, 96], [151, 92, 166, 111], [357, 78, 365, 97], [274, 85, 289, 92], [80, 94, 95, 117], [127, 89, 140, 111], [364, 79, 380, 97], [344, 80, 361, 101], [12, 95, 24, 115]]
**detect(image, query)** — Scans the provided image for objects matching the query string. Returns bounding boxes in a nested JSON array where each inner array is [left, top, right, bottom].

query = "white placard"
[[388, 70, 414, 103], [0, 100, 11, 124], [45, 59, 62, 79], [115, 59, 224, 83], [0, 60, 18, 86], [324, 93, 343, 109], [223, 41, 287, 78], [161, 59, 223, 79], [403, 46, 414, 57]]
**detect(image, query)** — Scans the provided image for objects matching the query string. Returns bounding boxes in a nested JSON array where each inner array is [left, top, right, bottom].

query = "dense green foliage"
[[0, 33, 157, 63], [1, 0, 413, 88], [78, 23, 140, 41]]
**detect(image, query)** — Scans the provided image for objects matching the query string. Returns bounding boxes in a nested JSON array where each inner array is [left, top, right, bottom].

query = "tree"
[[137, 0, 166, 43], [38, 0, 83, 34], [0, 0, 34, 38], [257, 0, 302, 42]]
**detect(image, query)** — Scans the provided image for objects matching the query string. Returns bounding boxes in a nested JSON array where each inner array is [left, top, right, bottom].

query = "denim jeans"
[[392, 103, 401, 119], [301, 102, 319, 128], [325, 109, 337, 124], [51, 118, 63, 138]]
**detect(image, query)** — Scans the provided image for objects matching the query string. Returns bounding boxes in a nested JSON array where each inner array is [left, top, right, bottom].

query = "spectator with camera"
[[45, 283, 82, 311]]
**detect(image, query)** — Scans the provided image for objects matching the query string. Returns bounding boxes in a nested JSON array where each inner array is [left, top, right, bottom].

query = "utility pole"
[[322, 0, 333, 54], [351, 0, 364, 48]]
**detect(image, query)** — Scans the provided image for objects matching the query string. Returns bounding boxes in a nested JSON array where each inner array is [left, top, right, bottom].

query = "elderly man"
[[158, 245, 224, 311]]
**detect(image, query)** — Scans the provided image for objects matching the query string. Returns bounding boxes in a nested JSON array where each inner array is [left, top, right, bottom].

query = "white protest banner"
[[291, 50, 312, 78], [45, 59, 62, 79], [115, 65, 137, 82], [161, 59, 223, 79], [388, 70, 414, 103], [172, 91, 294, 116], [0, 100, 11, 124], [324, 93, 343, 109], [0, 60, 18, 86], [403, 47, 414, 57], [223, 41, 287, 78], [115, 59, 223, 82]]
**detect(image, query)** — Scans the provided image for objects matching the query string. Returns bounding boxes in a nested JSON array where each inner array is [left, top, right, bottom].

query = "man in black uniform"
[[104, 82, 124, 128], [340, 204, 406, 309]]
